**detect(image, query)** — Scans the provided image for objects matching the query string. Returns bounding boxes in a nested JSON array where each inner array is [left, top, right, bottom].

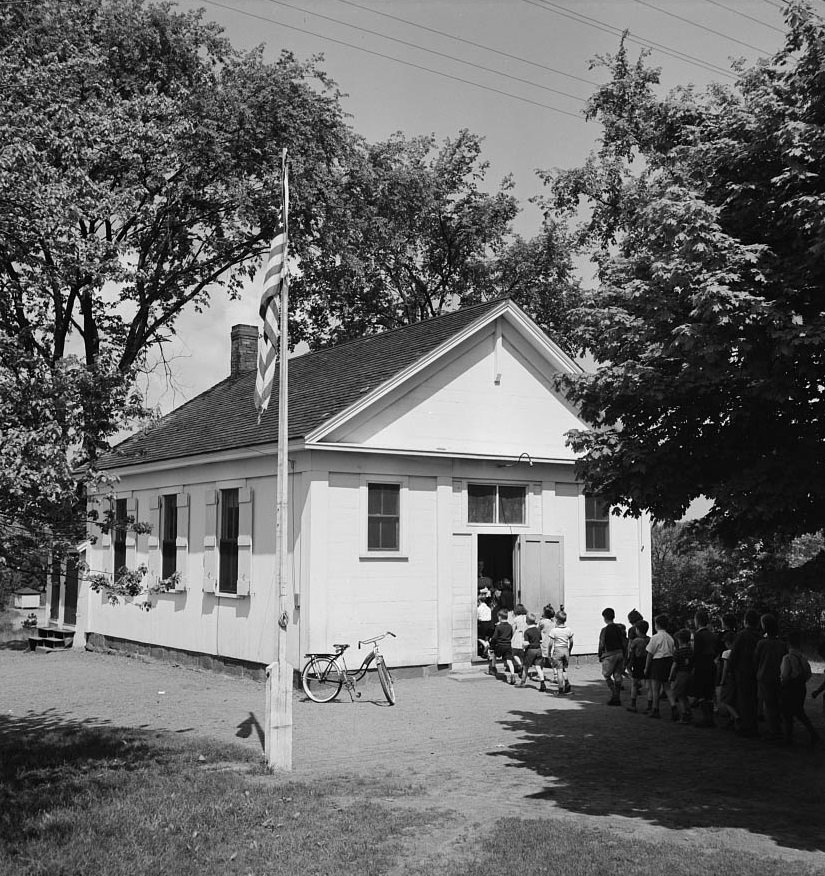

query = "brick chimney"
[[230, 324, 258, 376]]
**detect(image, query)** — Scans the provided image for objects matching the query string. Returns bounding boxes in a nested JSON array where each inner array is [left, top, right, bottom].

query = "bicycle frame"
[[301, 631, 396, 704]]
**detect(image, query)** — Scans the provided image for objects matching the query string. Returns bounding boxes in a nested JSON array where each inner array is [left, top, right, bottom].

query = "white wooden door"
[[516, 535, 564, 614]]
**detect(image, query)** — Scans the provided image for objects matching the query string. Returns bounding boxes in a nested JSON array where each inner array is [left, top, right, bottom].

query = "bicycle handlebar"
[[358, 631, 396, 648]]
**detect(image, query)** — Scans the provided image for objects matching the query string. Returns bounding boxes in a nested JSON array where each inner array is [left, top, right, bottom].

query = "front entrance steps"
[[28, 626, 74, 653]]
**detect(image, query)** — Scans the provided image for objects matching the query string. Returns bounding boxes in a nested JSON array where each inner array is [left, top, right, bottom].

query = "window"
[[161, 494, 178, 580], [367, 483, 400, 551], [113, 498, 127, 572], [468, 484, 526, 525], [585, 496, 610, 551], [219, 488, 239, 593]]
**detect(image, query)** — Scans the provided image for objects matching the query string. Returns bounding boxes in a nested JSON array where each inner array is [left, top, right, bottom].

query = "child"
[[509, 603, 529, 676], [755, 613, 787, 741], [477, 595, 494, 657], [811, 640, 825, 710], [519, 613, 545, 689], [692, 608, 717, 727], [670, 628, 694, 724], [489, 608, 517, 684], [717, 631, 739, 729], [539, 604, 556, 663], [598, 607, 627, 706], [644, 614, 677, 720], [548, 609, 574, 695], [780, 630, 820, 746], [626, 619, 650, 712]]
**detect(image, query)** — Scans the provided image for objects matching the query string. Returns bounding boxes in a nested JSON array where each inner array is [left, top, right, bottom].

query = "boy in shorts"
[[548, 609, 574, 695], [626, 619, 650, 712], [598, 607, 627, 706], [489, 608, 516, 684]]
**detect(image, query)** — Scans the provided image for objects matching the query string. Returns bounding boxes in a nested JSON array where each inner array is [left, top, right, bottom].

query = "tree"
[[0, 0, 353, 552], [651, 522, 825, 636], [1, 0, 352, 454], [546, 2, 825, 542], [290, 130, 583, 351]]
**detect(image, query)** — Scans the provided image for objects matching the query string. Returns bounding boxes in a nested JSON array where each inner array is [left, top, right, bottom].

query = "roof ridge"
[[292, 296, 508, 361]]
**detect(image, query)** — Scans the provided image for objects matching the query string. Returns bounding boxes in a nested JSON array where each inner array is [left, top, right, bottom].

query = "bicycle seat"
[[332, 643, 350, 654]]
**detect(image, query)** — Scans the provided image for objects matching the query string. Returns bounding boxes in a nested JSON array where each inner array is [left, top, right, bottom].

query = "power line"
[[201, 0, 587, 119], [521, 0, 739, 80], [259, 0, 586, 102], [634, 0, 773, 53], [330, 0, 601, 88], [703, 0, 785, 35]]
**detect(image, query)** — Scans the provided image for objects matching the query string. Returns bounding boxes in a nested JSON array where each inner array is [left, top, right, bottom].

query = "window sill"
[[214, 591, 250, 599], [579, 552, 616, 561], [359, 552, 409, 561]]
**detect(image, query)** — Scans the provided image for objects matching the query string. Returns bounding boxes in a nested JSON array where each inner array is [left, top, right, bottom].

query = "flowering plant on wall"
[[88, 564, 153, 610], [148, 571, 184, 593]]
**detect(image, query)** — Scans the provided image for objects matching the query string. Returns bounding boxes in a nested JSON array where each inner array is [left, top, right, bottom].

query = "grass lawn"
[[1, 724, 820, 876]]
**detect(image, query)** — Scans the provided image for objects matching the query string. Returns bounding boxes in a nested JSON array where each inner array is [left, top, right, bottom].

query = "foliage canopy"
[[549, 1, 825, 542]]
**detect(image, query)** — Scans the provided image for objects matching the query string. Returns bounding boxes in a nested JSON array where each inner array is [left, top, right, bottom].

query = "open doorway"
[[477, 534, 517, 598]]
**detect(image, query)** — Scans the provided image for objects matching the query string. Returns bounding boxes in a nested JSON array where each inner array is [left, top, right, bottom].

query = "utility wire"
[[703, 0, 785, 34], [330, 0, 601, 88], [201, 0, 587, 119], [521, 0, 739, 80], [259, 0, 586, 102], [634, 0, 773, 53]]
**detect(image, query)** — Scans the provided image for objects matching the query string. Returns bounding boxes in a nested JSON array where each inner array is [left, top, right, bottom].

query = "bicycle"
[[301, 631, 396, 705]]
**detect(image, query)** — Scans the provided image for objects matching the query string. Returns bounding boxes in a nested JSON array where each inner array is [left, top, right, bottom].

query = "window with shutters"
[[113, 498, 128, 572], [161, 494, 178, 579], [218, 488, 240, 593]]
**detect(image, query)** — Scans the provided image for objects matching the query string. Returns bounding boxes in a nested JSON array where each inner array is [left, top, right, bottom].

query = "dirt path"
[[2, 647, 824, 871]]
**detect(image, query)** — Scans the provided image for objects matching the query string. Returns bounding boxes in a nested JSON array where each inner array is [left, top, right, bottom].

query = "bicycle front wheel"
[[376, 655, 396, 706], [301, 656, 343, 703]]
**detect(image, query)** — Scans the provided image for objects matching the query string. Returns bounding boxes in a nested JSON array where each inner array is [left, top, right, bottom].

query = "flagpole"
[[265, 149, 292, 771]]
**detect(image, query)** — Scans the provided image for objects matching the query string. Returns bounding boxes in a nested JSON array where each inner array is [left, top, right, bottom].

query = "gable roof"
[[100, 298, 516, 470]]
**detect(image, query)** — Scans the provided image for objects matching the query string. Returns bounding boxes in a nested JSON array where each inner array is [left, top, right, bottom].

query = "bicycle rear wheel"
[[376, 655, 396, 705], [301, 656, 343, 703]]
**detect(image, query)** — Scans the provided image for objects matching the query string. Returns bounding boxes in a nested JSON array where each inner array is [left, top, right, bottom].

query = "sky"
[[142, 0, 799, 414]]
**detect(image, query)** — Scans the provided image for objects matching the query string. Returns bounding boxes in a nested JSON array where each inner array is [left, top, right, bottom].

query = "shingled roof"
[[100, 298, 507, 469]]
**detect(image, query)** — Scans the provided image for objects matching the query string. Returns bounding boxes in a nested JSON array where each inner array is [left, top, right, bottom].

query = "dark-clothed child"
[[755, 613, 787, 741], [692, 608, 717, 727], [489, 608, 516, 684], [519, 613, 545, 689], [717, 632, 739, 728], [599, 607, 628, 706], [670, 628, 694, 723], [626, 619, 650, 712]]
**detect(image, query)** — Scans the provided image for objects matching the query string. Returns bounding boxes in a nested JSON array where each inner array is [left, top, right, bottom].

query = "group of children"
[[601, 606, 822, 747], [479, 600, 574, 695]]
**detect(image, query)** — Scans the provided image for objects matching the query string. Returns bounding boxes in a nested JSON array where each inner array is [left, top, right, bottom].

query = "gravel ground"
[[2, 645, 824, 871]]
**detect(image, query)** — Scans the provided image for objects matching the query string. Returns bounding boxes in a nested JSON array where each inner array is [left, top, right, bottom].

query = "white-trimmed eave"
[[303, 440, 579, 465], [94, 438, 306, 479], [305, 299, 584, 445]]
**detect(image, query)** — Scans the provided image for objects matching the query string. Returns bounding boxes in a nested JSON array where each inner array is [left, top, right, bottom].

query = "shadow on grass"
[[0, 710, 262, 844], [489, 678, 825, 853]]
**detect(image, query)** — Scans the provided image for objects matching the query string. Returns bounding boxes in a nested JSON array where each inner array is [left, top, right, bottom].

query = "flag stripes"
[[255, 154, 289, 419]]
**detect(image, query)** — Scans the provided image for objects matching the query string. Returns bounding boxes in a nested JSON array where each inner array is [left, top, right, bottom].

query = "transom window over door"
[[367, 483, 400, 551], [585, 496, 610, 551], [219, 488, 240, 593], [468, 484, 526, 525]]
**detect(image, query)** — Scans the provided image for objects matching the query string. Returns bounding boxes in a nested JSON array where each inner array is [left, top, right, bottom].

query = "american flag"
[[254, 152, 289, 420]]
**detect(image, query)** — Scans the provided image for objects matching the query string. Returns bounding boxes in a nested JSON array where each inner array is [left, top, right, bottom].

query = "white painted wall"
[[85, 313, 651, 667]]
